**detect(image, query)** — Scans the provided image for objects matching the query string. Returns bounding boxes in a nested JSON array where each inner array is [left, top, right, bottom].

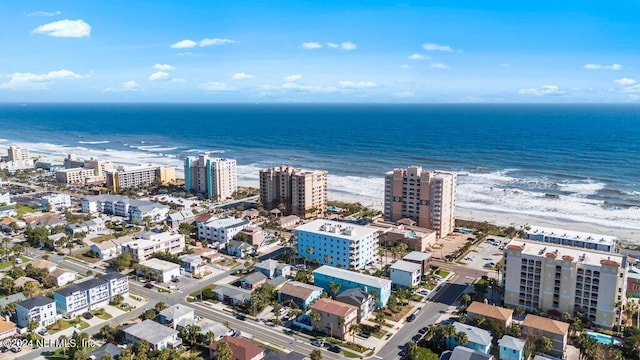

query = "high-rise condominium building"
[[6, 145, 30, 162], [384, 166, 456, 238], [259, 165, 327, 218], [184, 155, 237, 201], [503, 239, 628, 329]]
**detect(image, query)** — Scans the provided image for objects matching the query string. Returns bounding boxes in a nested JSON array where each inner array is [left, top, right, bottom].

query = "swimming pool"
[[587, 331, 623, 346]]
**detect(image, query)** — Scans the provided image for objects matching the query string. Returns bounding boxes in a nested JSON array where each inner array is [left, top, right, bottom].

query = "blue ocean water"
[[1, 103, 639, 229]]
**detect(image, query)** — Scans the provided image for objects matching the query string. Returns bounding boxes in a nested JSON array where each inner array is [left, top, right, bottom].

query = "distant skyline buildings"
[[184, 155, 237, 201]]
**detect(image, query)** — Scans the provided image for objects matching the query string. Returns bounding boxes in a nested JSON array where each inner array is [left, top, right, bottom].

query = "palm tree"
[[154, 302, 168, 312], [216, 341, 234, 360], [324, 255, 332, 266], [338, 318, 346, 339], [407, 341, 418, 358], [306, 247, 313, 267], [461, 294, 472, 308], [273, 303, 282, 325], [58, 335, 69, 356], [205, 331, 216, 345], [535, 336, 553, 356], [455, 331, 469, 346], [374, 312, 385, 332], [495, 261, 503, 284], [310, 311, 322, 333], [310, 349, 322, 360], [350, 323, 361, 344], [514, 307, 525, 321], [328, 282, 341, 298], [487, 278, 498, 303]]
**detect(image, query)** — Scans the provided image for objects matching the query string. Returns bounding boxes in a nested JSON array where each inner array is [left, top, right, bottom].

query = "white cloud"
[[284, 74, 302, 82], [199, 38, 236, 47], [154, 64, 175, 71], [518, 85, 563, 96], [430, 63, 449, 69], [422, 43, 462, 53], [232, 72, 254, 80], [583, 63, 622, 70], [198, 82, 235, 91], [278, 82, 338, 93], [339, 80, 377, 89], [614, 78, 637, 86], [171, 40, 197, 49], [326, 42, 339, 48], [0, 69, 86, 90], [149, 71, 170, 81], [340, 41, 357, 50], [301, 42, 322, 49], [408, 53, 429, 60], [32, 19, 91, 38], [122, 81, 141, 91], [27, 10, 61, 17]]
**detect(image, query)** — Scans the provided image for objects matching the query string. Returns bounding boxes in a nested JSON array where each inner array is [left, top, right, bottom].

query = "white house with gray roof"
[[197, 216, 250, 244], [81, 194, 169, 224], [16, 296, 57, 329], [157, 304, 195, 329], [390, 260, 422, 288], [122, 319, 182, 350], [448, 322, 493, 354]]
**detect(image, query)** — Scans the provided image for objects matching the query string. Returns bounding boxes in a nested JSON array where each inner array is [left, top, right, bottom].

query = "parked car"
[[144, 283, 154, 289], [83, 312, 94, 319], [231, 330, 241, 337], [484, 262, 496, 268], [412, 334, 422, 342], [359, 331, 371, 339], [311, 339, 324, 347], [407, 314, 416, 322], [418, 327, 428, 335], [235, 314, 246, 321], [328, 345, 341, 353], [38, 329, 49, 336]]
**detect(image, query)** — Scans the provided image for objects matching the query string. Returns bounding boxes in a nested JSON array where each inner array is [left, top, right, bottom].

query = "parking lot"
[[463, 236, 509, 272]]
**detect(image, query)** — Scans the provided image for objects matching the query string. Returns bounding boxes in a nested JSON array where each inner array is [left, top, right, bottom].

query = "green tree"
[[23, 281, 40, 298], [178, 222, 195, 237], [535, 336, 553, 356], [306, 246, 313, 267], [310, 349, 322, 360], [111, 294, 124, 306], [154, 301, 168, 312], [455, 331, 469, 346], [374, 311, 385, 332], [328, 282, 341, 299], [27, 319, 38, 333], [310, 311, 322, 332], [461, 294, 472, 307], [407, 341, 418, 359], [215, 341, 233, 360]]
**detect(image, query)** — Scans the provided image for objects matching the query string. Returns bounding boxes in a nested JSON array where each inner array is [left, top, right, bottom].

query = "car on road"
[[83, 312, 94, 319], [144, 283, 154, 289], [412, 334, 422, 342], [418, 327, 428, 335], [328, 345, 341, 353], [235, 314, 246, 321], [484, 262, 496, 268], [38, 329, 49, 336], [407, 314, 416, 322], [311, 339, 324, 347], [231, 330, 241, 337]]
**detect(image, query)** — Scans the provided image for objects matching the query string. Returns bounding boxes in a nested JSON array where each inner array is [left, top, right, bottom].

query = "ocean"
[[1, 103, 639, 230]]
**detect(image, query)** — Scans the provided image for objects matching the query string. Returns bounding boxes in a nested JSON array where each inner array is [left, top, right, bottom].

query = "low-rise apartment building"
[[137, 258, 181, 283], [54, 272, 129, 318], [278, 281, 323, 310], [40, 193, 71, 211], [296, 220, 379, 270], [525, 225, 617, 253], [503, 239, 628, 328], [81, 194, 169, 223], [370, 221, 437, 252], [179, 254, 205, 277], [336, 288, 375, 321], [313, 265, 391, 308], [121, 231, 185, 262], [106, 166, 175, 193], [255, 259, 291, 279], [521, 314, 569, 358], [390, 260, 422, 288], [55, 168, 96, 184], [16, 296, 57, 329], [309, 298, 358, 340], [466, 301, 514, 327], [197, 216, 250, 244]]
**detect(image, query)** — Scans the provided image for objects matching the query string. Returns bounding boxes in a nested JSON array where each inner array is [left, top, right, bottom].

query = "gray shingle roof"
[[18, 295, 54, 310], [499, 335, 525, 351], [453, 322, 493, 346], [448, 346, 493, 360], [123, 319, 179, 345], [241, 272, 268, 285]]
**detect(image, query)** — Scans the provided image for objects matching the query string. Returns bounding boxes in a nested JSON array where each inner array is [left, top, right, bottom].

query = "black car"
[[406, 314, 416, 322], [359, 331, 371, 339], [0, 346, 8, 353], [328, 345, 341, 353], [235, 314, 246, 321], [412, 334, 422, 342], [83, 312, 94, 319], [418, 327, 428, 335], [231, 330, 241, 337], [144, 283, 154, 289]]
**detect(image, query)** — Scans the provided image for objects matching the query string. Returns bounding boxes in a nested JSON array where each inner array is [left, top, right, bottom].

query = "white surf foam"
[[78, 140, 110, 145]]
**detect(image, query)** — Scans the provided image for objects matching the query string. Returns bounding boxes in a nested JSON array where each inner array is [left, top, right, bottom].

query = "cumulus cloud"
[[198, 82, 235, 91], [32, 19, 91, 38], [583, 63, 622, 70], [27, 10, 61, 17], [0, 69, 86, 90], [122, 81, 141, 91], [232, 72, 254, 80], [325, 41, 356, 50], [154, 64, 175, 71], [284, 74, 302, 82], [301, 42, 323, 49], [430, 63, 449, 69], [615, 78, 637, 86], [327, 42, 339, 48], [339, 80, 377, 89], [422, 43, 462, 53], [171, 38, 236, 49], [518, 85, 563, 96], [149, 71, 170, 81], [279, 82, 338, 93], [408, 53, 429, 60]]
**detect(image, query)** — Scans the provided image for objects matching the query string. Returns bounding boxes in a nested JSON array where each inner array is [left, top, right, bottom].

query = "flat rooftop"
[[139, 258, 180, 272], [296, 219, 378, 241], [506, 239, 626, 267], [314, 265, 392, 289], [203, 217, 250, 229], [526, 225, 616, 246], [390, 260, 422, 273]]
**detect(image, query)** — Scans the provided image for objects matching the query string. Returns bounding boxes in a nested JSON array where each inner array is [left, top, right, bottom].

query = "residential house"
[[137, 258, 181, 283], [440, 346, 494, 360], [14, 277, 38, 288], [87, 343, 123, 360], [0, 206, 17, 218], [498, 335, 526, 360], [227, 239, 254, 258], [199, 320, 232, 342], [122, 319, 182, 350], [197, 216, 250, 244], [166, 209, 196, 230], [157, 304, 195, 329], [240, 272, 268, 290], [240, 209, 260, 220], [191, 247, 220, 262], [90, 236, 132, 260], [213, 284, 252, 305], [54, 284, 88, 318], [16, 295, 57, 329], [49, 268, 77, 287], [84, 218, 106, 233], [179, 254, 205, 277], [26, 214, 66, 229], [102, 272, 130, 298], [309, 298, 358, 340], [40, 193, 71, 212], [66, 223, 89, 235], [267, 276, 288, 291], [277, 281, 323, 310], [255, 259, 291, 279], [313, 265, 392, 308], [210, 336, 264, 360], [402, 251, 433, 276], [0, 319, 17, 340], [121, 231, 185, 262], [390, 260, 422, 288], [0, 293, 26, 309], [239, 226, 266, 247], [335, 288, 375, 321], [32, 259, 57, 273], [446, 322, 493, 354], [521, 315, 569, 358], [466, 302, 514, 327], [276, 215, 299, 229]]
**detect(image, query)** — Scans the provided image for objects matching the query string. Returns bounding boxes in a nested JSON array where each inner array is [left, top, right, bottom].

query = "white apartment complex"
[[121, 231, 185, 262], [259, 165, 328, 218], [525, 226, 617, 253], [295, 219, 378, 270], [6, 145, 30, 162], [81, 194, 169, 223], [384, 166, 456, 238], [196, 216, 250, 244], [40, 193, 71, 211], [503, 239, 628, 328], [184, 155, 237, 201], [106, 166, 175, 193], [54, 273, 129, 317], [56, 168, 97, 184]]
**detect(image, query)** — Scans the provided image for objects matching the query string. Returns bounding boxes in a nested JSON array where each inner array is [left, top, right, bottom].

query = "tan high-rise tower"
[[259, 165, 327, 218], [384, 165, 456, 238]]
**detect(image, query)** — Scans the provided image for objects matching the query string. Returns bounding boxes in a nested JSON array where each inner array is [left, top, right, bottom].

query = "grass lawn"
[[381, 303, 413, 322], [343, 350, 360, 358], [49, 318, 90, 334], [72, 248, 101, 264], [44, 348, 71, 360], [14, 203, 39, 217], [190, 284, 217, 298], [92, 308, 112, 320], [92, 234, 115, 243], [371, 329, 388, 339], [437, 269, 450, 278], [325, 338, 367, 353], [0, 255, 30, 269]]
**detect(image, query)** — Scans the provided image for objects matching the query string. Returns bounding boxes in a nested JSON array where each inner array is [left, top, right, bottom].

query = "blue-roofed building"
[[313, 265, 391, 308]]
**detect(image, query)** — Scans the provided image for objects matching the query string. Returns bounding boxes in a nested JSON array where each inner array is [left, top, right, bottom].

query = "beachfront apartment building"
[[64, 154, 114, 182], [81, 194, 169, 223], [121, 231, 185, 262], [16, 296, 57, 330], [259, 165, 328, 218], [384, 165, 456, 238], [184, 155, 237, 201], [295, 219, 378, 270], [525, 225, 617, 253], [106, 166, 176, 192], [40, 193, 71, 211], [5, 145, 30, 162], [503, 239, 628, 328], [56, 167, 97, 184], [313, 265, 392, 308], [196, 216, 250, 244]]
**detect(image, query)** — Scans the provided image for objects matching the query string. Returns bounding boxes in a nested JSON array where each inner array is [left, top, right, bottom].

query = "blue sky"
[[1, 1, 639, 102]]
